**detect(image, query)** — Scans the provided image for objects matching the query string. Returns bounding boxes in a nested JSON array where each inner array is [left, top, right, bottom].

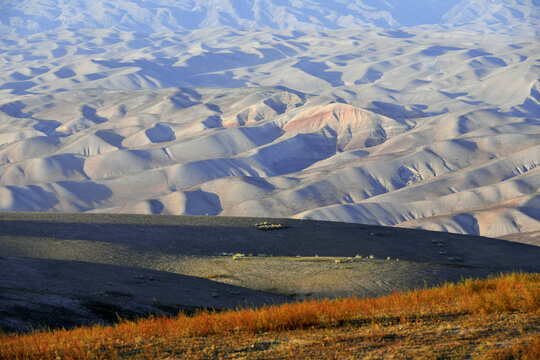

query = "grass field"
[[1, 272, 538, 359]]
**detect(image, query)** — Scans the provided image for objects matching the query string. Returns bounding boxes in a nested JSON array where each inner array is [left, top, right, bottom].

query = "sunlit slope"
[[1, 273, 539, 359], [1, 27, 538, 102], [0, 84, 538, 239], [0, 16, 538, 240]]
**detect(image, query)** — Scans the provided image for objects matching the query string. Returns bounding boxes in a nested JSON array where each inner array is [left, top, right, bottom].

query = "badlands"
[[1, 2, 539, 240], [0, 0, 539, 332]]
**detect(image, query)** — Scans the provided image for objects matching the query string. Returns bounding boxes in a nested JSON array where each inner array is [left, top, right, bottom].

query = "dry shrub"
[[0, 272, 538, 359], [488, 335, 540, 360]]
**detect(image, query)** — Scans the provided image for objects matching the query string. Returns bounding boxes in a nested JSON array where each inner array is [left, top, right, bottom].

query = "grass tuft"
[[0, 272, 538, 359], [488, 335, 540, 360]]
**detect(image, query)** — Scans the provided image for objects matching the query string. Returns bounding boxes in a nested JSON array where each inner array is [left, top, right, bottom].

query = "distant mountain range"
[[1, 0, 538, 35], [0, 1, 538, 240]]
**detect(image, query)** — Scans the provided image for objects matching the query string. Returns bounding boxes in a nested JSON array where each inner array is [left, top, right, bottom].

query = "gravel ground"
[[1, 212, 539, 332]]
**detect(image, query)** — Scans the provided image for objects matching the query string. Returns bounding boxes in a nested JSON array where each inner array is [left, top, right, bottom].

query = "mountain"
[[0, 1, 538, 241], [0, 82, 538, 240], [1, 0, 538, 35]]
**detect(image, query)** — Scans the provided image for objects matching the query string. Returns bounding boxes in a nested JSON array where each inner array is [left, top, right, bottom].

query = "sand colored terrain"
[[0, 80, 537, 239], [1, 0, 538, 346], [1, 212, 539, 332], [2, 0, 538, 35], [0, 2, 539, 240]]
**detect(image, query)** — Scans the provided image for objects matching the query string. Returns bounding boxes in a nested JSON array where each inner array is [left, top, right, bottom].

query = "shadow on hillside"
[[1, 217, 540, 271], [0, 256, 287, 333]]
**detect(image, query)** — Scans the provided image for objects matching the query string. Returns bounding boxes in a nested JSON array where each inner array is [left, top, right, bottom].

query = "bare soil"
[[1, 212, 539, 333]]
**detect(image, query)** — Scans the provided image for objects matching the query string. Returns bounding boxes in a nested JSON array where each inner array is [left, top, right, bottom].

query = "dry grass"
[[0, 272, 538, 359], [489, 336, 540, 360]]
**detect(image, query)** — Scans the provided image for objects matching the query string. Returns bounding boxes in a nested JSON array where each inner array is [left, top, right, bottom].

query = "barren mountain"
[[2, 0, 538, 35], [0, 1, 538, 240]]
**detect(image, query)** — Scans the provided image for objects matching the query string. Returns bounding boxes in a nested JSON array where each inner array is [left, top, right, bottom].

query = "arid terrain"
[[0, 2, 538, 357], [0, 0, 538, 240], [1, 272, 538, 359], [1, 212, 539, 333]]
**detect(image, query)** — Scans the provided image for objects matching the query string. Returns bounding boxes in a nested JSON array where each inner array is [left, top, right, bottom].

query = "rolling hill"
[[0, 0, 538, 240]]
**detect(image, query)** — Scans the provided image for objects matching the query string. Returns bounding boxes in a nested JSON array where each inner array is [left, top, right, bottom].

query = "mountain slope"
[[0, 85, 537, 239], [0, 1, 538, 240], [1, 0, 538, 35]]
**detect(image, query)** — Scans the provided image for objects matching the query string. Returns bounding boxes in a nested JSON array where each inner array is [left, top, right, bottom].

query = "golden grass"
[[489, 336, 540, 360], [0, 272, 538, 359]]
